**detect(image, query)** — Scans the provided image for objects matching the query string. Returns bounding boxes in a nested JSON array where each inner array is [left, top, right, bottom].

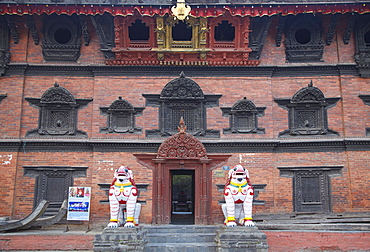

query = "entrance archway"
[[134, 118, 231, 225]]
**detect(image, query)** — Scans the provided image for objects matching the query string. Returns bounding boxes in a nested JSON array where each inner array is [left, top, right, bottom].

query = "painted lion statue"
[[222, 164, 255, 227], [107, 166, 141, 228]]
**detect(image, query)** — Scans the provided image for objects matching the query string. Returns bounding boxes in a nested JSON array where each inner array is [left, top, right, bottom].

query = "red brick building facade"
[[0, 0, 369, 228]]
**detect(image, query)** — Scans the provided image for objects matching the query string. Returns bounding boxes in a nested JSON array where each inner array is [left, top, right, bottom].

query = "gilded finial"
[[178, 116, 187, 134]]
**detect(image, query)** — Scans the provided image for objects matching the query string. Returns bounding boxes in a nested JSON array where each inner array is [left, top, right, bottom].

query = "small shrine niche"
[[274, 81, 340, 137], [99, 96, 144, 134], [25, 82, 92, 137]]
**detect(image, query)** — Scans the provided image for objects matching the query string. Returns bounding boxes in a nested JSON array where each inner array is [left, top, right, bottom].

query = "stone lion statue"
[[222, 164, 255, 227], [107, 166, 141, 228]]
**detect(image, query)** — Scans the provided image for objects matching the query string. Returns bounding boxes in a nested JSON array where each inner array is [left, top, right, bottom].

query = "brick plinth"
[[264, 230, 370, 252], [1, 228, 369, 251]]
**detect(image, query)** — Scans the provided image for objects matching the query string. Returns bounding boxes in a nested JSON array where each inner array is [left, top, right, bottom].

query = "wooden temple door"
[[135, 119, 230, 225]]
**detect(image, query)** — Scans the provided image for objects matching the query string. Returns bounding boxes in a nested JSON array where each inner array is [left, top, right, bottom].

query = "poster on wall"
[[67, 187, 91, 221]]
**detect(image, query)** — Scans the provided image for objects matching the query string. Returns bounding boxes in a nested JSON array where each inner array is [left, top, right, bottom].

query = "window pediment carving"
[[40, 85, 76, 104], [160, 72, 204, 99], [291, 84, 325, 103]]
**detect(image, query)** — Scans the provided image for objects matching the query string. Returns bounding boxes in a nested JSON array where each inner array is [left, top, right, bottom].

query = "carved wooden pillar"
[[114, 16, 124, 48], [156, 17, 165, 49], [242, 17, 251, 49], [199, 17, 208, 49]]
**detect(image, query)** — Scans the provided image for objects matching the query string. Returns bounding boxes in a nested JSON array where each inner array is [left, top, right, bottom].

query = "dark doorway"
[[171, 170, 194, 224]]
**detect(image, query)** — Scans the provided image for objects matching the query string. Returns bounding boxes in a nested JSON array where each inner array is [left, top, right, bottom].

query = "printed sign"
[[67, 187, 91, 221]]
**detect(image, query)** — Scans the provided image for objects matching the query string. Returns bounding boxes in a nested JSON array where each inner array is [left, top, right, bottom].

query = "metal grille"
[[236, 115, 251, 130], [297, 110, 317, 128], [115, 114, 130, 128], [172, 109, 194, 131], [50, 111, 69, 129]]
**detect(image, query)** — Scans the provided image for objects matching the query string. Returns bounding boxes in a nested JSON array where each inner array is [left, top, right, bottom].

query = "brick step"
[[143, 225, 219, 234], [143, 242, 218, 252], [146, 232, 216, 243], [143, 225, 218, 251]]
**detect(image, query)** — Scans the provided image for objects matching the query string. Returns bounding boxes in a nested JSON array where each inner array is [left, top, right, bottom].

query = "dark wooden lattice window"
[[279, 166, 342, 213], [283, 14, 325, 62], [359, 94, 370, 136], [172, 21, 192, 41], [214, 20, 235, 41], [129, 19, 149, 41], [41, 14, 82, 61], [0, 16, 10, 76], [24, 166, 87, 217], [354, 14, 370, 77], [274, 81, 340, 137], [100, 96, 144, 134], [143, 72, 221, 137], [221, 97, 266, 134], [25, 82, 92, 137]]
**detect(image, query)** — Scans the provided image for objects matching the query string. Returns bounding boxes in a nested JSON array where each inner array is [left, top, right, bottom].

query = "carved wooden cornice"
[[3, 63, 359, 77], [1, 3, 369, 17], [1, 137, 370, 152]]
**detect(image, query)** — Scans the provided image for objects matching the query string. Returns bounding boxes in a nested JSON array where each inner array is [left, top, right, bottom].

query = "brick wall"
[[0, 12, 369, 227]]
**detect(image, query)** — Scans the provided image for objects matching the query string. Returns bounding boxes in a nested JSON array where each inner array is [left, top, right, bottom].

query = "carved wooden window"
[[274, 81, 340, 137], [25, 82, 92, 137], [113, 14, 155, 51], [0, 16, 10, 76], [221, 97, 266, 134], [165, 17, 201, 49], [154, 16, 207, 54], [172, 21, 192, 42], [214, 21, 235, 42], [143, 72, 221, 138], [359, 94, 370, 136], [100, 96, 144, 134], [283, 14, 324, 62], [208, 14, 247, 50], [0, 94, 6, 104], [354, 14, 370, 77], [129, 19, 149, 41], [279, 166, 342, 213], [24, 166, 87, 217], [41, 14, 82, 61]]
